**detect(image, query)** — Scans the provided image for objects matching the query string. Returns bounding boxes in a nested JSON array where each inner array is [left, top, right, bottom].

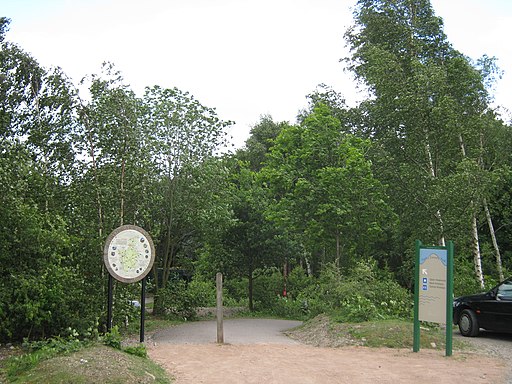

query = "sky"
[[3, 0, 512, 148]]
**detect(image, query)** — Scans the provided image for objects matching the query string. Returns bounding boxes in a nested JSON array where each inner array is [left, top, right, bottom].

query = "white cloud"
[[4, 0, 511, 147]]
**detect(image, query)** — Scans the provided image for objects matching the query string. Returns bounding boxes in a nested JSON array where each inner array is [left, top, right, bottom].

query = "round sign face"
[[103, 225, 155, 283]]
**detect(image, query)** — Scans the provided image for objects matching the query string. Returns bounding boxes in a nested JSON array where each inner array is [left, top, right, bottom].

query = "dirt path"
[[147, 319, 509, 384]]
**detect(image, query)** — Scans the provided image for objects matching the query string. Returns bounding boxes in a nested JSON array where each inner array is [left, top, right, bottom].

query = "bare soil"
[[147, 317, 510, 384]]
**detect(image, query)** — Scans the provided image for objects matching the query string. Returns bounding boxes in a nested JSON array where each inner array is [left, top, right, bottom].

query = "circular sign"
[[103, 225, 155, 283]]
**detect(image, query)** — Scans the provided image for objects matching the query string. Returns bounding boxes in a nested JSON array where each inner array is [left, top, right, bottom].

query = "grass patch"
[[6, 344, 170, 384], [120, 315, 184, 338], [287, 314, 470, 351], [1, 316, 178, 383], [342, 319, 462, 349]]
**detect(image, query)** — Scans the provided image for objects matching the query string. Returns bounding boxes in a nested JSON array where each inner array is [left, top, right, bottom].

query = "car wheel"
[[458, 309, 479, 337]]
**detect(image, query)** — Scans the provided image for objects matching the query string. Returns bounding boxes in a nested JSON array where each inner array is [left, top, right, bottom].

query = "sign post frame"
[[103, 225, 155, 343], [413, 240, 454, 356]]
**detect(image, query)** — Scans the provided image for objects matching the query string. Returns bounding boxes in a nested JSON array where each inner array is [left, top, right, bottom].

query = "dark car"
[[453, 278, 512, 337]]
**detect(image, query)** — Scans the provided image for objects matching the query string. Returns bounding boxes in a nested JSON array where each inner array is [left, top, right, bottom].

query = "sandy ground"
[[147, 319, 509, 384]]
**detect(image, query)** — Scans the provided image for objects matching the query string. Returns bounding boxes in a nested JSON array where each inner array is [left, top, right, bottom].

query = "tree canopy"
[[1, 2, 511, 341]]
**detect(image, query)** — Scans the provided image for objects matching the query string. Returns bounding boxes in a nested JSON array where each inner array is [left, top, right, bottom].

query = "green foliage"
[[102, 326, 122, 350], [222, 277, 250, 307], [0, 0, 510, 349], [5, 335, 87, 379], [261, 104, 395, 271], [155, 280, 200, 320], [289, 261, 412, 321], [123, 344, 147, 358], [251, 269, 285, 311], [187, 279, 217, 307], [286, 266, 314, 297], [453, 257, 483, 296], [238, 260, 412, 322]]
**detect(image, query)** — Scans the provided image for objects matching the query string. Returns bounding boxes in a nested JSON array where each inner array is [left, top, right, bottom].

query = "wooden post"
[[216, 272, 224, 344]]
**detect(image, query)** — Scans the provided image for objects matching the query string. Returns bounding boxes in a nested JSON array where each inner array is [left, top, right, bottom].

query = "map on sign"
[[103, 225, 155, 283]]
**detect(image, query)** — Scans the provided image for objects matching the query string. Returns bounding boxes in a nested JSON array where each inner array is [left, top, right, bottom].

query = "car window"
[[497, 280, 512, 300]]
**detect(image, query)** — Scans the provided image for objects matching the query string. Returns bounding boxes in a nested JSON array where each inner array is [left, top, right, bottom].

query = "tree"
[[0, 20, 99, 340], [345, 0, 508, 287], [214, 163, 292, 311], [141, 85, 233, 309], [262, 103, 394, 273], [237, 115, 287, 171]]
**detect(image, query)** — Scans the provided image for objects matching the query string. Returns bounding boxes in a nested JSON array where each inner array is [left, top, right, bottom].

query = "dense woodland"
[[1, 0, 512, 341]]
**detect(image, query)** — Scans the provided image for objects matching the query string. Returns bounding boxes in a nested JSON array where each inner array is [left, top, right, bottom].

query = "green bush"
[[156, 280, 199, 320], [453, 258, 483, 296], [252, 269, 283, 311], [337, 294, 378, 322], [286, 267, 313, 298], [102, 325, 122, 349], [223, 277, 247, 304], [5, 335, 87, 379], [123, 344, 147, 358], [262, 260, 412, 322], [187, 279, 216, 307]]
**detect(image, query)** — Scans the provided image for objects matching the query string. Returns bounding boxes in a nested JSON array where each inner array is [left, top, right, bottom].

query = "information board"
[[413, 240, 454, 356], [103, 225, 155, 283], [418, 248, 448, 323]]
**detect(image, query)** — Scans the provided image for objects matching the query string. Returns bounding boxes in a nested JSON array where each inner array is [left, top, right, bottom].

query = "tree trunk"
[[472, 213, 485, 289], [283, 259, 288, 297], [335, 230, 341, 267], [120, 157, 126, 226], [478, 131, 504, 282], [304, 254, 312, 277], [248, 261, 254, 311], [425, 131, 445, 245], [484, 198, 504, 281], [459, 133, 484, 284], [82, 110, 104, 239]]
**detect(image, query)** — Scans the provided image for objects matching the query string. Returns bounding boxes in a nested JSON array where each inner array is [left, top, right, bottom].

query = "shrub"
[[102, 325, 122, 349], [123, 344, 147, 358], [453, 258, 483, 296], [187, 279, 216, 307], [275, 260, 412, 322], [5, 335, 87, 379], [156, 280, 199, 320], [252, 269, 283, 311], [286, 267, 313, 298]]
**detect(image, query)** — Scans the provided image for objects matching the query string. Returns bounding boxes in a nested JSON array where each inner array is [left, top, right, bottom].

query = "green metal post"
[[445, 241, 454, 357], [413, 240, 421, 352]]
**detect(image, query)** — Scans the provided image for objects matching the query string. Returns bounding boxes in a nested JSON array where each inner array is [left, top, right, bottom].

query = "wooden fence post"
[[216, 272, 224, 344]]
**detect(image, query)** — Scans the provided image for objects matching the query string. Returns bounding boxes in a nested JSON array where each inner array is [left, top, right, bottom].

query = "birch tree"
[[345, 0, 507, 286]]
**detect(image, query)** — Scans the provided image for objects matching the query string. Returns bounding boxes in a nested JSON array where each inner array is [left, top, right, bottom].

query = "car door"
[[494, 279, 512, 332], [474, 279, 512, 332]]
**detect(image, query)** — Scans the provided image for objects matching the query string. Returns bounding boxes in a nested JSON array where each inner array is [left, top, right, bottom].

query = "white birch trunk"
[[459, 133, 485, 286], [483, 198, 504, 282], [425, 133, 445, 245], [472, 213, 485, 289]]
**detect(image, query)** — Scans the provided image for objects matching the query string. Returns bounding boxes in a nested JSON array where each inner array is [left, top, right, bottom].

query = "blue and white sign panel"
[[418, 248, 448, 324]]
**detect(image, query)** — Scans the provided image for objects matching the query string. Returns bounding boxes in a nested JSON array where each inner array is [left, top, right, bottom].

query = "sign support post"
[[107, 274, 113, 333], [140, 277, 147, 343], [103, 225, 155, 343], [445, 241, 454, 356], [413, 240, 421, 352]]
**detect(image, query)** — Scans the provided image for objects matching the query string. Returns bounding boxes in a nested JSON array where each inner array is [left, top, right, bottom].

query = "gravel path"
[[152, 318, 303, 344], [147, 320, 510, 384], [456, 330, 512, 359]]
